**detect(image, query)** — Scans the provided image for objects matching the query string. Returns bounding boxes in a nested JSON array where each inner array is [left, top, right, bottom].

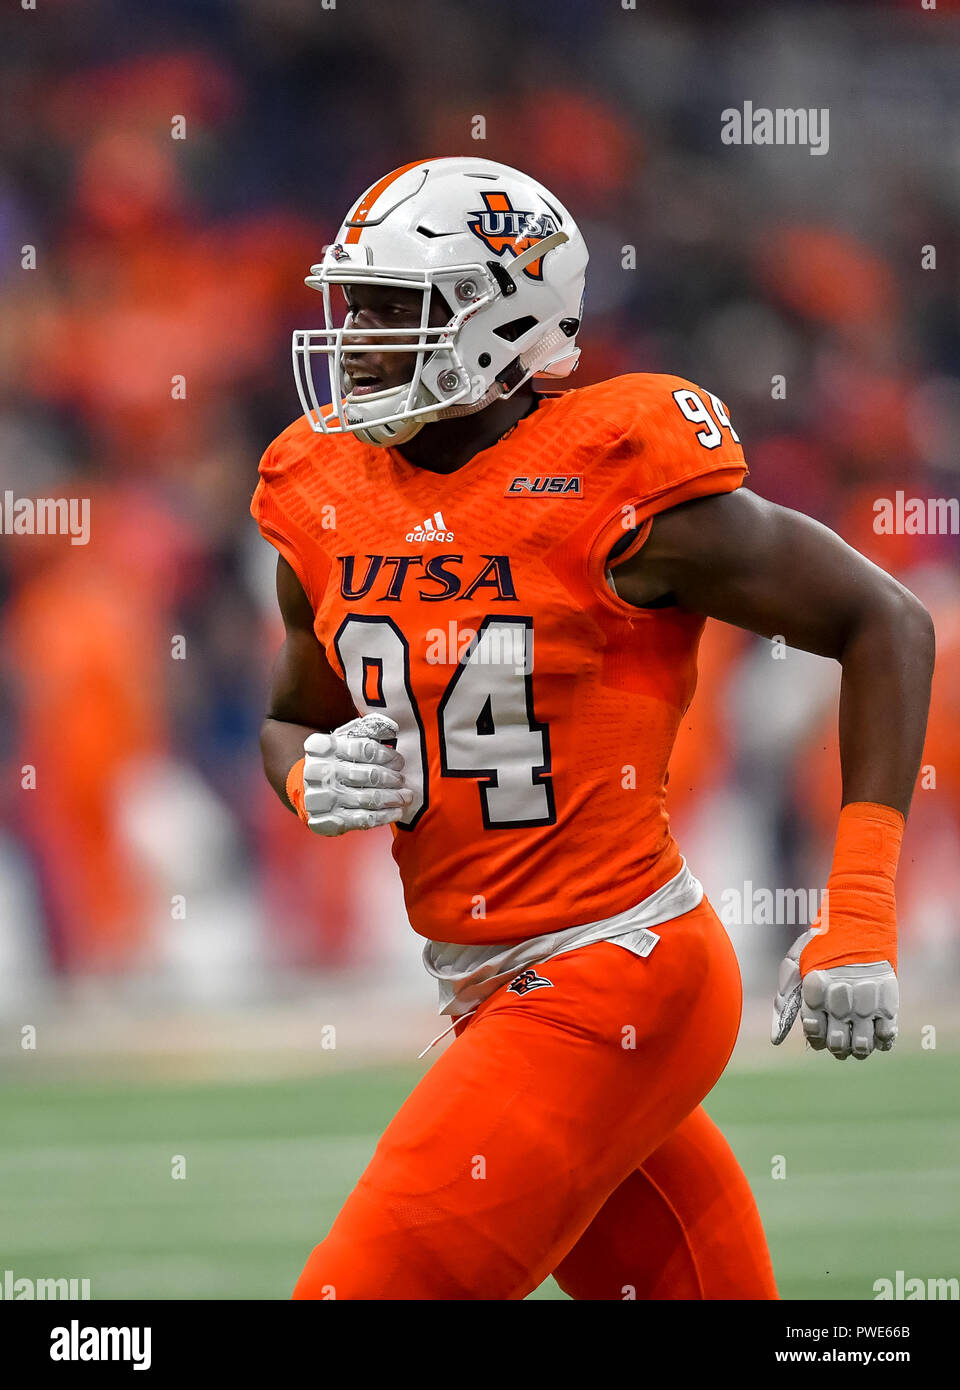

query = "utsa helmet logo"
[[467, 192, 559, 280]]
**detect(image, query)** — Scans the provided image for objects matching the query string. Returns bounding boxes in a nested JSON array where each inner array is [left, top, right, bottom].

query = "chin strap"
[[430, 383, 501, 420]]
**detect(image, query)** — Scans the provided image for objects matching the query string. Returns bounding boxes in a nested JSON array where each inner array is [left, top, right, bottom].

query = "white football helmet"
[[292, 156, 588, 446]]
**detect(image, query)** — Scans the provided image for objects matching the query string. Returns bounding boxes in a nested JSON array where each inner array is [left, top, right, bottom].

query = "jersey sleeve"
[[587, 373, 749, 585], [250, 431, 331, 612]]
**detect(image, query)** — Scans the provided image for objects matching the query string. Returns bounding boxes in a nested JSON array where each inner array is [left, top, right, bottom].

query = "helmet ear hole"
[[493, 315, 539, 343]]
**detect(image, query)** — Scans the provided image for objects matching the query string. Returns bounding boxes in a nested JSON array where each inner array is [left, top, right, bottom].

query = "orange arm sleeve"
[[800, 801, 904, 975]]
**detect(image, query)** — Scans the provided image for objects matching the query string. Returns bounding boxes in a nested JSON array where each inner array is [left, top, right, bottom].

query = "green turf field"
[[0, 1048, 956, 1300]]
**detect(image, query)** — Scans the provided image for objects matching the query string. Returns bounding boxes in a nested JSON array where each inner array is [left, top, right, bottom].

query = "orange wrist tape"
[[800, 801, 904, 976], [285, 755, 310, 825]]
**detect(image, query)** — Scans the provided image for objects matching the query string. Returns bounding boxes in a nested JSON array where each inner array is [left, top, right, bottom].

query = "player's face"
[[341, 284, 450, 395]]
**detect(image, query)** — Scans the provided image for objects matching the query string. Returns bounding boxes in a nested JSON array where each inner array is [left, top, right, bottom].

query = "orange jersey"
[[251, 373, 747, 945]]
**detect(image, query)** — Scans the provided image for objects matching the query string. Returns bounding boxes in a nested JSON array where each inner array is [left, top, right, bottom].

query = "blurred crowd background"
[[0, 0, 958, 1028]]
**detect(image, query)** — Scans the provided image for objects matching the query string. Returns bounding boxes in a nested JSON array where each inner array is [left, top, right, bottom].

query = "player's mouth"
[[347, 372, 386, 396]]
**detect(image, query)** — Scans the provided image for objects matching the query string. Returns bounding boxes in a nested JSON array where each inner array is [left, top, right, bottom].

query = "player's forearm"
[[835, 589, 935, 817], [260, 718, 322, 812]]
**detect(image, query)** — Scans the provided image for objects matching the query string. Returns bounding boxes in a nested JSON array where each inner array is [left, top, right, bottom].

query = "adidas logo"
[[406, 510, 454, 543]]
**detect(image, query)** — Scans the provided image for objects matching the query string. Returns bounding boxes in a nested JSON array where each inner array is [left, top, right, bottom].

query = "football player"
[[251, 158, 934, 1300]]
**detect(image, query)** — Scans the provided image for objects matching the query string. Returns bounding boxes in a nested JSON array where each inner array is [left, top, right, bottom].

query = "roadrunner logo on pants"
[[506, 968, 553, 996]]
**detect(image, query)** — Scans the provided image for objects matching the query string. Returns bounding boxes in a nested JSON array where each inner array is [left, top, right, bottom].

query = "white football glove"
[[301, 713, 411, 837], [771, 929, 899, 1061]]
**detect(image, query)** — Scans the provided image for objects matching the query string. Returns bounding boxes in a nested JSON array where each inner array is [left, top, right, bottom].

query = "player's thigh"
[[297, 978, 642, 1300]]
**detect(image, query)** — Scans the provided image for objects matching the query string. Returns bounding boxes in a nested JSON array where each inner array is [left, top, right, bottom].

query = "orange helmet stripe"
[[344, 157, 439, 243]]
